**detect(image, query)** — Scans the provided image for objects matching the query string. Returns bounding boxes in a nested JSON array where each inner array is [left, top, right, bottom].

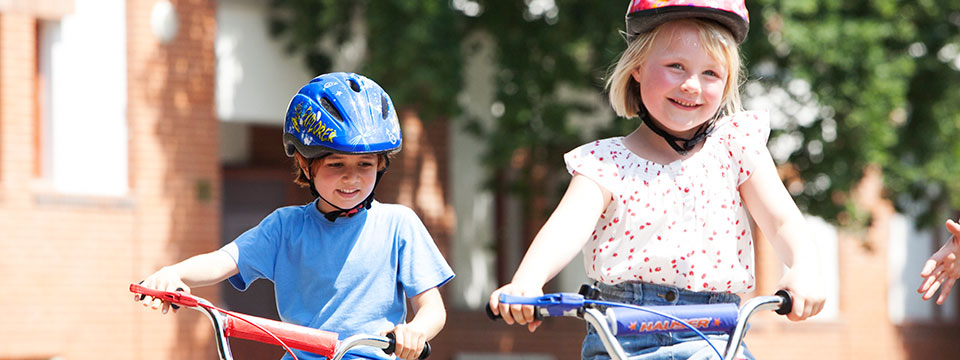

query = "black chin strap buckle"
[[641, 116, 715, 155], [323, 210, 341, 222]]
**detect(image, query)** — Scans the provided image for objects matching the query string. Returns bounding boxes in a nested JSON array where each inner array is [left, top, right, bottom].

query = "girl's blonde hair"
[[606, 19, 744, 119]]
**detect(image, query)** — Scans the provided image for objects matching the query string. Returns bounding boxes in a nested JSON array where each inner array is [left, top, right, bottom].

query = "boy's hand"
[[777, 264, 826, 321], [918, 219, 960, 305], [383, 324, 426, 360], [134, 266, 191, 314], [488, 283, 543, 332]]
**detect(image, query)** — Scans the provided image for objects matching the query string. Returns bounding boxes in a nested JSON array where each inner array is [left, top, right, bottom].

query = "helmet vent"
[[381, 95, 390, 120], [320, 97, 344, 122], [348, 79, 361, 92]]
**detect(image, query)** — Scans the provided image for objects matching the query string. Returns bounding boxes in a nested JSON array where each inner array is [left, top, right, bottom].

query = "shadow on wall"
[[376, 110, 455, 256], [138, 0, 220, 357]]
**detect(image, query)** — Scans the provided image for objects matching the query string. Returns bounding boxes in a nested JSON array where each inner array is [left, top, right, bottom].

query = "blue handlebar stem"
[[498, 293, 586, 317]]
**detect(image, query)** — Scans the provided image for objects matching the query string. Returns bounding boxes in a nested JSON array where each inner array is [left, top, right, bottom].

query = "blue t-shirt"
[[221, 200, 455, 360]]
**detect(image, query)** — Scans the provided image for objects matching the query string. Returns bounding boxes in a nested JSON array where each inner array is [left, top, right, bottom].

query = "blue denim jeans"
[[581, 282, 754, 360]]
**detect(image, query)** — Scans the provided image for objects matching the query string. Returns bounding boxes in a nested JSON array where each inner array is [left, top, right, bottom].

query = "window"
[[37, 0, 127, 196]]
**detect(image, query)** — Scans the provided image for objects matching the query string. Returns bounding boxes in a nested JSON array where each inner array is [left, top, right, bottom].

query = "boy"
[[136, 72, 454, 360]]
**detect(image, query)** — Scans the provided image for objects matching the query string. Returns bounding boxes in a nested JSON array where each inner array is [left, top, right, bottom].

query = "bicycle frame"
[[130, 284, 428, 360], [492, 287, 791, 360]]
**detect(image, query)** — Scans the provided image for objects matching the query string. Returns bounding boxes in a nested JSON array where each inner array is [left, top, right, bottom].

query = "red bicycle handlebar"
[[223, 311, 338, 357], [130, 284, 339, 358], [130, 283, 200, 307]]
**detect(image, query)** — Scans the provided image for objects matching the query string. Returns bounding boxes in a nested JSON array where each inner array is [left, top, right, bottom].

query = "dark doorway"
[[219, 125, 314, 359]]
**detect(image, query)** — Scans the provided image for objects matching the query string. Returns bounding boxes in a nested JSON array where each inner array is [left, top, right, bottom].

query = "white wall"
[[447, 33, 608, 308], [805, 216, 840, 320], [449, 32, 497, 309], [215, 0, 314, 125], [888, 213, 958, 323]]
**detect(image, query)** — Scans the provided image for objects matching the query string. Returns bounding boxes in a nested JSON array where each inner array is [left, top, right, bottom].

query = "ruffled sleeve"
[[713, 111, 771, 185], [563, 138, 625, 195]]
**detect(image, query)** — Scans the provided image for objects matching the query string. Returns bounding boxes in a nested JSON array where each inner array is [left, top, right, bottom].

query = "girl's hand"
[[488, 283, 543, 332], [918, 219, 960, 305], [777, 265, 826, 321], [383, 324, 426, 360], [134, 266, 191, 314]]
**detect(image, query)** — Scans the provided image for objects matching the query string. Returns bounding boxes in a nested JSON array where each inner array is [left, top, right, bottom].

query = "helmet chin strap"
[[307, 156, 390, 222], [310, 187, 363, 222], [639, 108, 718, 155]]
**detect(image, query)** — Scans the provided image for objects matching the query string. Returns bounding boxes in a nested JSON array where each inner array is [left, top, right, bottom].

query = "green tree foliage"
[[267, 0, 960, 226], [266, 0, 464, 120], [459, 1, 626, 198], [744, 0, 960, 226], [266, 0, 627, 211]]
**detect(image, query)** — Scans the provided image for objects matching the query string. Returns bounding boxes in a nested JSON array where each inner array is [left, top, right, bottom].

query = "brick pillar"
[[127, 0, 220, 359]]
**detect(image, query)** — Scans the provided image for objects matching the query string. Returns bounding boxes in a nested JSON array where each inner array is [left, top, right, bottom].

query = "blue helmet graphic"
[[283, 72, 402, 159]]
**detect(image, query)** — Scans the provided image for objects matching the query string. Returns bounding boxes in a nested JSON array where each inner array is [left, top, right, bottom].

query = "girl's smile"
[[669, 97, 701, 109]]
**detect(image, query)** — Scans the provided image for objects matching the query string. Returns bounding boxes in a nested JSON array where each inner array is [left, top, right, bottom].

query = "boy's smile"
[[334, 187, 364, 201]]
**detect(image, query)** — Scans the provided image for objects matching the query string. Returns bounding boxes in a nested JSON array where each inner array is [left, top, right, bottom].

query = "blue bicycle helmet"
[[283, 72, 402, 159], [283, 72, 402, 220]]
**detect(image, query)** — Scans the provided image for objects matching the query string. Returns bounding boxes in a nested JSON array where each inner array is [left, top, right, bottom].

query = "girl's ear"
[[294, 153, 312, 180], [631, 67, 643, 84]]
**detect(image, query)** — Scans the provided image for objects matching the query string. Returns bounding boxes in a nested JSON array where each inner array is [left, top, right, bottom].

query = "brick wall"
[[0, 1, 220, 359], [377, 110, 454, 257], [126, 0, 220, 359]]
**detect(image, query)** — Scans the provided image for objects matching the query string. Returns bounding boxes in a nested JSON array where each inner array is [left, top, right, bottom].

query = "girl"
[[489, 1, 825, 359]]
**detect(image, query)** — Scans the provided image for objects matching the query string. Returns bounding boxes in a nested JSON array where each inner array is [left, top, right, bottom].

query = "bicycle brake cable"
[[197, 303, 301, 360], [587, 300, 724, 360], [500, 294, 724, 359]]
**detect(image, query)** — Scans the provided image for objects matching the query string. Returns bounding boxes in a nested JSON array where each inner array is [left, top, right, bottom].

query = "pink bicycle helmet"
[[625, 0, 750, 43]]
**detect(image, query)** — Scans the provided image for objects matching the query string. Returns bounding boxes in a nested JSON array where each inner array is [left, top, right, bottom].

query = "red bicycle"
[[130, 284, 430, 360]]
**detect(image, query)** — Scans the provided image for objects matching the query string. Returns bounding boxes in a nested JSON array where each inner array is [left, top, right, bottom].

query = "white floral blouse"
[[564, 111, 771, 293]]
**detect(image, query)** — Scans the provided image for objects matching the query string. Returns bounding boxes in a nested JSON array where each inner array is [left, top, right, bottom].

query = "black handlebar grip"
[[774, 289, 793, 316], [485, 303, 544, 321], [170, 287, 184, 310], [384, 332, 430, 359], [419, 342, 431, 360], [383, 333, 396, 354], [485, 304, 501, 321]]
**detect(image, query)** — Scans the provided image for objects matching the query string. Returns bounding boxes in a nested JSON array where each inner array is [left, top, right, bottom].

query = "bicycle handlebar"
[[132, 283, 200, 307], [486, 287, 793, 360], [130, 284, 430, 360], [486, 290, 792, 324]]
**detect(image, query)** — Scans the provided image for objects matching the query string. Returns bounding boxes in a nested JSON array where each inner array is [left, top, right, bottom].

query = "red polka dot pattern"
[[563, 111, 770, 293]]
